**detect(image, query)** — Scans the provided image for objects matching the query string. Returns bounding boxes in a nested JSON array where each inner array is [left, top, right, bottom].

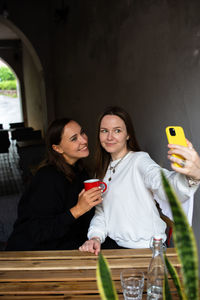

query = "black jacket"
[[6, 164, 94, 250]]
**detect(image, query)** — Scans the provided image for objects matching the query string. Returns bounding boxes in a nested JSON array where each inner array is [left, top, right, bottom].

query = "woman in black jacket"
[[6, 118, 102, 250]]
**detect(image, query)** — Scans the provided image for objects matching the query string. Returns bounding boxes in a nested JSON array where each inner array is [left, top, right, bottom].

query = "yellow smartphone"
[[165, 126, 187, 167]]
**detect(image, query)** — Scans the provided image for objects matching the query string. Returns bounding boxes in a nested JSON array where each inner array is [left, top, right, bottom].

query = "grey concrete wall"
[[23, 45, 44, 132]]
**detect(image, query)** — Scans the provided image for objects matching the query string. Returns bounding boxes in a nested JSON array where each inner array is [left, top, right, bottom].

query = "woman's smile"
[[99, 115, 129, 160]]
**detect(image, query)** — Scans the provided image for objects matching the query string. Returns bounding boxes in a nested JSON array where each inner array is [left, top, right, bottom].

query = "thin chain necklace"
[[108, 152, 129, 181]]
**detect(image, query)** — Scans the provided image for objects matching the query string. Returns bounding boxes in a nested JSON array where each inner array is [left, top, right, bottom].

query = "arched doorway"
[[0, 19, 47, 248], [0, 17, 47, 133], [0, 58, 23, 129]]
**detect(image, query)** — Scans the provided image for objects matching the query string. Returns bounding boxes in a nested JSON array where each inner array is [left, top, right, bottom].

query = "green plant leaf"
[[164, 254, 186, 300], [163, 270, 173, 300], [96, 252, 118, 300], [161, 171, 199, 300]]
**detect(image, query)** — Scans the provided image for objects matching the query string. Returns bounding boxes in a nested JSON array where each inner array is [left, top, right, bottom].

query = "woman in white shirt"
[[79, 106, 199, 255]]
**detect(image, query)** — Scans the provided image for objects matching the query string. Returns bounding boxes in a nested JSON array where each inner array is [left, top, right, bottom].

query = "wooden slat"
[[0, 280, 112, 294], [0, 250, 97, 261], [0, 257, 180, 271], [0, 269, 118, 282], [0, 296, 181, 300], [0, 258, 95, 271], [0, 296, 180, 300], [0, 280, 178, 295], [0, 296, 122, 300], [0, 248, 177, 260], [0, 267, 182, 282], [0, 296, 105, 300]]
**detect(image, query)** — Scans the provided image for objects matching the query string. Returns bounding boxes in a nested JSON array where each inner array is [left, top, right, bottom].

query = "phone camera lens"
[[169, 128, 176, 136]]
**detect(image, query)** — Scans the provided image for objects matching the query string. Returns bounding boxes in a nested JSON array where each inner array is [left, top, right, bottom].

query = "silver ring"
[[180, 159, 186, 168]]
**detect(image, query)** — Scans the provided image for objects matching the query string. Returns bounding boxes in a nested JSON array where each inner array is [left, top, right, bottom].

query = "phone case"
[[165, 126, 187, 167]]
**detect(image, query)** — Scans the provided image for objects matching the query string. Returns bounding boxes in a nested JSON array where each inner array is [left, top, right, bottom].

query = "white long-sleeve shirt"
[[88, 151, 197, 248]]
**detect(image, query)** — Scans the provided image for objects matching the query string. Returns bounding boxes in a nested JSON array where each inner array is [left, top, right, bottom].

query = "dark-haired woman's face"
[[99, 115, 129, 160], [52, 121, 89, 164]]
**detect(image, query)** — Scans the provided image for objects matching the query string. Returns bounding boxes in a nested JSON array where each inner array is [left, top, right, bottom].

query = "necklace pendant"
[[108, 152, 129, 182]]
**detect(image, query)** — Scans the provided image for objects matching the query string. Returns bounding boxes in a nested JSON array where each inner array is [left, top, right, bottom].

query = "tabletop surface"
[[0, 248, 180, 299]]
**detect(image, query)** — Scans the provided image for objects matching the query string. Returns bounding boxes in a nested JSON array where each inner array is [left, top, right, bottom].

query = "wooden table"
[[0, 248, 180, 299]]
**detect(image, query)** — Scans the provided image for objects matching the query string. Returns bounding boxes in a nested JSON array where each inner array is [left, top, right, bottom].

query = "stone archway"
[[0, 17, 47, 133]]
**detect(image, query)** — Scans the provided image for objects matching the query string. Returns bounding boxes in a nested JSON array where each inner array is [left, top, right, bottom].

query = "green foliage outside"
[[0, 66, 17, 97], [0, 66, 15, 81], [0, 80, 16, 90]]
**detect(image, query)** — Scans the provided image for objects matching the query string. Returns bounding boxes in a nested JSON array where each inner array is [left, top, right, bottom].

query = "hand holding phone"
[[165, 126, 187, 168]]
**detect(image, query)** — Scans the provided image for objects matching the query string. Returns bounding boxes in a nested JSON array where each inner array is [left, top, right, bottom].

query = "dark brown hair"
[[43, 118, 82, 182], [95, 106, 141, 179]]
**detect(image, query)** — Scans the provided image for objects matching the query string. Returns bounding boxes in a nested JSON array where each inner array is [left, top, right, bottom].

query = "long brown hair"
[[95, 106, 141, 179], [43, 118, 83, 182]]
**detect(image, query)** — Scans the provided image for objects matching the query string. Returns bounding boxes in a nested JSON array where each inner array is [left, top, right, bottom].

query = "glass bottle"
[[147, 236, 165, 300]]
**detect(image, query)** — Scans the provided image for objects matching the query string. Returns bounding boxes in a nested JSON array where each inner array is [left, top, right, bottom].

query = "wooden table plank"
[[0, 296, 123, 300], [0, 297, 182, 300], [0, 280, 120, 294], [0, 296, 181, 300], [0, 248, 177, 260], [0, 267, 182, 282], [0, 280, 177, 295], [0, 257, 180, 271], [0, 269, 118, 282]]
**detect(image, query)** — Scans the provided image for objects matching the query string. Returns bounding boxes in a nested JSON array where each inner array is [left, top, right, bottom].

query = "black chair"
[[0, 130, 10, 153], [11, 127, 33, 141], [16, 139, 45, 183], [0, 124, 3, 129], [15, 130, 42, 142], [9, 122, 25, 129]]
